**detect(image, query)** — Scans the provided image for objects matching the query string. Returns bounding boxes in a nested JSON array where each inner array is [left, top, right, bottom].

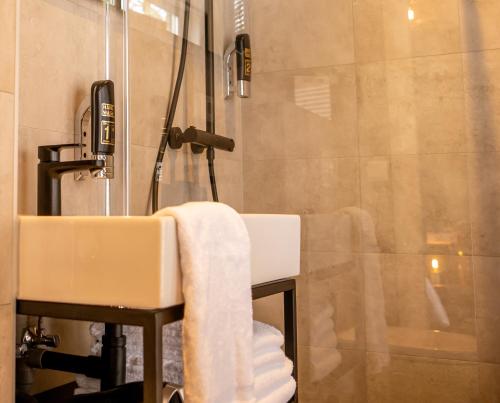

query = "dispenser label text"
[[244, 48, 251, 76], [101, 103, 115, 118], [100, 120, 115, 145]]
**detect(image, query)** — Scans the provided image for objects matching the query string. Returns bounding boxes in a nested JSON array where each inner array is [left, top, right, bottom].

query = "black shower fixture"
[[168, 126, 235, 152]]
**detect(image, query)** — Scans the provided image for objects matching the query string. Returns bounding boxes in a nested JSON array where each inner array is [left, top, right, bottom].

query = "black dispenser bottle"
[[91, 80, 115, 179], [235, 33, 251, 98]]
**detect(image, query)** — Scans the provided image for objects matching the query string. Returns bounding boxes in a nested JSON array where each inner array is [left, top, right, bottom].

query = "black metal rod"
[[205, 0, 215, 136], [143, 315, 163, 403], [204, 0, 219, 202], [284, 287, 298, 402], [16, 300, 185, 326], [251, 278, 296, 299], [26, 349, 101, 378], [17, 281, 293, 322]]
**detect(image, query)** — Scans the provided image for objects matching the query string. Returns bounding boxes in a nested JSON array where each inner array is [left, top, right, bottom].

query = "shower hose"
[[151, 0, 191, 213]]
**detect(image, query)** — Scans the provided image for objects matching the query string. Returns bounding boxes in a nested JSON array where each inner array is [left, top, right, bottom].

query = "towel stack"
[[307, 303, 341, 383], [253, 321, 296, 403], [78, 321, 296, 402]]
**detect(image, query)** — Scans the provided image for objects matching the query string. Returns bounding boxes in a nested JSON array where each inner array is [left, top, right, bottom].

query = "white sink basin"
[[18, 214, 300, 309]]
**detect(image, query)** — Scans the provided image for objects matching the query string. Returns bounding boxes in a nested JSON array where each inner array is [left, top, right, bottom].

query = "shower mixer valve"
[[168, 126, 235, 152]]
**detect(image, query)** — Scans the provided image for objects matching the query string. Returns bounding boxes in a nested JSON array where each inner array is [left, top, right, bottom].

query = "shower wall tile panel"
[[245, 0, 500, 401]]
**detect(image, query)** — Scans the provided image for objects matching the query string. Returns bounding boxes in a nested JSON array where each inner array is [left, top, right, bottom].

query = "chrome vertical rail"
[[122, 0, 130, 215], [100, 1, 125, 390], [103, 0, 111, 215]]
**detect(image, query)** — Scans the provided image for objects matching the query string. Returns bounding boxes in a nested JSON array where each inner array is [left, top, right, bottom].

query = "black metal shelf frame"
[[17, 278, 298, 403]]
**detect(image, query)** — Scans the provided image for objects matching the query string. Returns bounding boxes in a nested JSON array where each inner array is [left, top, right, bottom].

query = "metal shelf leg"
[[143, 314, 163, 403], [284, 285, 298, 402]]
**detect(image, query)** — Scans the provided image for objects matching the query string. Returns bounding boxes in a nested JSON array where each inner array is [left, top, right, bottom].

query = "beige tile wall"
[[244, 0, 500, 401], [0, 0, 16, 400]]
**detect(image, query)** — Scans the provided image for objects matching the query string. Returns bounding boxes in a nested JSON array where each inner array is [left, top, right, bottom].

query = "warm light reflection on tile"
[[353, 0, 461, 62], [243, 67, 357, 160], [407, 7, 415, 22], [293, 76, 332, 120], [431, 258, 439, 270]]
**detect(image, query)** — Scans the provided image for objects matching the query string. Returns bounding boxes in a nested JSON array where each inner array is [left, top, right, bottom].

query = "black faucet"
[[37, 144, 105, 216]]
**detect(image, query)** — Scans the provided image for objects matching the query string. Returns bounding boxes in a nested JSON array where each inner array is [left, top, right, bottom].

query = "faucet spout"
[[45, 159, 105, 177]]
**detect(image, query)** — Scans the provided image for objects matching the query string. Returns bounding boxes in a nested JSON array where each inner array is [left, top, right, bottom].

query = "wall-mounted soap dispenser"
[[224, 33, 252, 99], [37, 80, 116, 216], [91, 80, 115, 180]]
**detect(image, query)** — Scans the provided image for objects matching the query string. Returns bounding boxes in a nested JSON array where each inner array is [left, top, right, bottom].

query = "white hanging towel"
[[155, 202, 255, 403]]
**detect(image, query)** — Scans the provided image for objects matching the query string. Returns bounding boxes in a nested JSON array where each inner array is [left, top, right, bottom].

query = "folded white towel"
[[254, 357, 293, 400], [253, 349, 286, 373], [309, 347, 341, 383], [309, 319, 337, 348], [253, 322, 284, 355], [155, 202, 254, 403], [311, 315, 334, 332], [258, 377, 296, 403], [311, 304, 334, 324]]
